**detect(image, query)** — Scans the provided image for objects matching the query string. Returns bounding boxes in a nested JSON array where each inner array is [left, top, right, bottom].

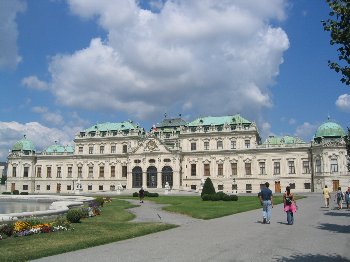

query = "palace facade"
[[6, 114, 349, 194]]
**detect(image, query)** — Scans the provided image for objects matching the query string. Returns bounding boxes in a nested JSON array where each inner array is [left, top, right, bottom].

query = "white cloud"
[[288, 118, 296, 125], [335, 94, 350, 112], [0, 121, 74, 160], [294, 122, 318, 141], [22, 75, 49, 90], [48, 0, 289, 121], [0, 0, 26, 70], [31, 106, 64, 126]]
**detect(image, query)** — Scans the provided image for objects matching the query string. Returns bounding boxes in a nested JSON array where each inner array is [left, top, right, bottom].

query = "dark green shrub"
[[2, 192, 11, 195], [12, 190, 19, 195], [0, 223, 14, 237], [133, 192, 139, 197], [94, 197, 104, 207], [148, 192, 159, 197], [210, 194, 220, 201], [80, 207, 90, 218], [216, 191, 226, 200], [0, 176, 6, 185], [66, 209, 83, 223], [20, 192, 29, 195], [231, 195, 239, 201], [201, 177, 216, 197], [202, 194, 211, 201], [222, 194, 232, 201], [144, 191, 150, 196]]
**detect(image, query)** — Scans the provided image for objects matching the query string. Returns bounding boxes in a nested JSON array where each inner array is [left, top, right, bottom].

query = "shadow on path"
[[323, 211, 350, 217], [316, 223, 350, 233], [274, 253, 350, 262]]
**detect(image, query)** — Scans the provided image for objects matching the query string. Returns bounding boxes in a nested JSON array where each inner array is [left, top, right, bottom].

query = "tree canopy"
[[345, 128, 350, 171], [322, 0, 350, 85]]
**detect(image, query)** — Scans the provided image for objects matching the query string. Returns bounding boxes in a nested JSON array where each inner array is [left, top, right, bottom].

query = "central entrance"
[[132, 167, 143, 188], [162, 166, 173, 188], [147, 166, 157, 188]]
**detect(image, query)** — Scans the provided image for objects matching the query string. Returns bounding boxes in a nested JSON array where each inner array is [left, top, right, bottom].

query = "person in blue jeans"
[[259, 182, 274, 224]]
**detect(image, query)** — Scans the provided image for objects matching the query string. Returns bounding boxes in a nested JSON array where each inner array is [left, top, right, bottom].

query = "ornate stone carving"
[[145, 140, 158, 151]]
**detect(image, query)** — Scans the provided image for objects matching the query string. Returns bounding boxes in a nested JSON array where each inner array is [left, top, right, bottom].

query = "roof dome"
[[12, 136, 36, 152], [44, 143, 74, 154], [314, 121, 345, 139]]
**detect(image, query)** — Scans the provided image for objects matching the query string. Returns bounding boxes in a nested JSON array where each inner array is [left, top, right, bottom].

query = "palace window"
[[245, 163, 251, 175], [288, 161, 295, 174], [231, 140, 236, 149], [246, 184, 252, 193], [36, 167, 42, 178], [12, 167, 16, 177], [274, 162, 280, 175], [36, 185, 40, 191], [191, 142, 197, 151], [111, 145, 116, 154], [290, 183, 295, 189], [47, 167, 51, 178], [68, 166, 72, 178], [123, 145, 128, 153], [245, 140, 250, 149], [259, 162, 266, 175], [330, 159, 338, 173], [217, 141, 223, 150], [122, 166, 127, 177], [78, 146, 83, 153], [23, 167, 29, 178], [100, 146, 104, 154], [218, 185, 224, 191], [303, 161, 310, 174], [204, 141, 209, 150], [99, 166, 104, 178], [99, 185, 103, 191], [89, 146, 93, 154], [23, 185, 28, 190], [231, 163, 237, 176], [191, 164, 196, 176], [78, 167, 82, 178], [204, 164, 210, 176], [67, 185, 72, 191], [88, 166, 93, 178], [57, 167, 61, 178], [304, 183, 311, 189], [316, 159, 321, 173], [46, 185, 50, 191], [111, 166, 115, 177], [191, 185, 197, 190], [218, 163, 223, 176], [88, 185, 92, 191]]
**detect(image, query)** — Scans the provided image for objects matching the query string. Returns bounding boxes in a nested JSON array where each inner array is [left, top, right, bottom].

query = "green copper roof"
[[315, 121, 346, 138], [187, 114, 251, 127], [44, 144, 74, 154], [84, 121, 139, 133], [264, 135, 305, 145], [12, 136, 36, 152]]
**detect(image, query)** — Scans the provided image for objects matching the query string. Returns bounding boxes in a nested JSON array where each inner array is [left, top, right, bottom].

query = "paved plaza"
[[33, 193, 350, 262]]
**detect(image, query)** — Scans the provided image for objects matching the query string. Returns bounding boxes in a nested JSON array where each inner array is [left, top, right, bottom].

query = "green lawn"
[[137, 195, 286, 219], [0, 199, 175, 262]]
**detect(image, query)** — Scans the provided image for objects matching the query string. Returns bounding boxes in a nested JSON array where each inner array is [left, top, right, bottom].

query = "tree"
[[201, 177, 216, 197], [322, 0, 350, 85], [345, 128, 350, 171]]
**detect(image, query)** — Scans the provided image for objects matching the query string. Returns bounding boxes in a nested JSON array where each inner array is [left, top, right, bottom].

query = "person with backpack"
[[345, 187, 350, 209], [336, 186, 344, 210], [283, 186, 297, 225]]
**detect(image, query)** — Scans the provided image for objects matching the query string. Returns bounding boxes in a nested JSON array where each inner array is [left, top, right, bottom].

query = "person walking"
[[283, 186, 297, 225], [336, 186, 344, 210], [345, 187, 350, 209], [259, 182, 273, 224], [322, 185, 331, 208], [139, 187, 145, 203]]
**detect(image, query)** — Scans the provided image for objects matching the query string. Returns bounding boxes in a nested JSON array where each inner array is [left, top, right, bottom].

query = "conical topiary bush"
[[201, 177, 216, 197]]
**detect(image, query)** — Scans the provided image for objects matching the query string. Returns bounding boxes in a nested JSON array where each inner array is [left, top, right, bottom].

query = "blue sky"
[[0, 0, 349, 161]]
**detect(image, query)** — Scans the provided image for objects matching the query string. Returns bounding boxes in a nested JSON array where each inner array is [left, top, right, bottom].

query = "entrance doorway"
[[332, 180, 339, 192], [147, 166, 157, 188], [162, 166, 173, 188], [275, 181, 281, 193], [56, 183, 61, 193], [132, 167, 143, 188], [11, 183, 15, 192]]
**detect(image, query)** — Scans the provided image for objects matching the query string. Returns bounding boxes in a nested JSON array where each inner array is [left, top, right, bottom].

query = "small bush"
[[52, 216, 71, 228], [133, 192, 139, 197], [0, 223, 14, 237], [216, 191, 226, 200], [201, 177, 216, 197], [147, 192, 159, 197], [20, 192, 29, 195], [2, 192, 11, 195], [210, 194, 221, 201], [94, 197, 104, 207], [80, 207, 90, 218], [201, 194, 211, 201], [231, 195, 239, 201], [222, 194, 232, 201], [12, 190, 19, 195], [66, 209, 83, 223]]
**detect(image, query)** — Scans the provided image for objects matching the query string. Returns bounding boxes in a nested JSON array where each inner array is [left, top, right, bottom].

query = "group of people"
[[259, 182, 350, 225], [323, 185, 350, 210], [258, 182, 296, 225]]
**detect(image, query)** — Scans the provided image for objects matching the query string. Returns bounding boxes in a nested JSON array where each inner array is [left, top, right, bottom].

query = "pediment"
[[132, 138, 171, 154]]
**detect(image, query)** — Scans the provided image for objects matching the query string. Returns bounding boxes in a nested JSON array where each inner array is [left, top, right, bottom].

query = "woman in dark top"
[[139, 187, 145, 203], [283, 186, 296, 225]]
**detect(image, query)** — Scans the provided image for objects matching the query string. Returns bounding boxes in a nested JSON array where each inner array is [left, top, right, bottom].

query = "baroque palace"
[[6, 114, 349, 194]]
